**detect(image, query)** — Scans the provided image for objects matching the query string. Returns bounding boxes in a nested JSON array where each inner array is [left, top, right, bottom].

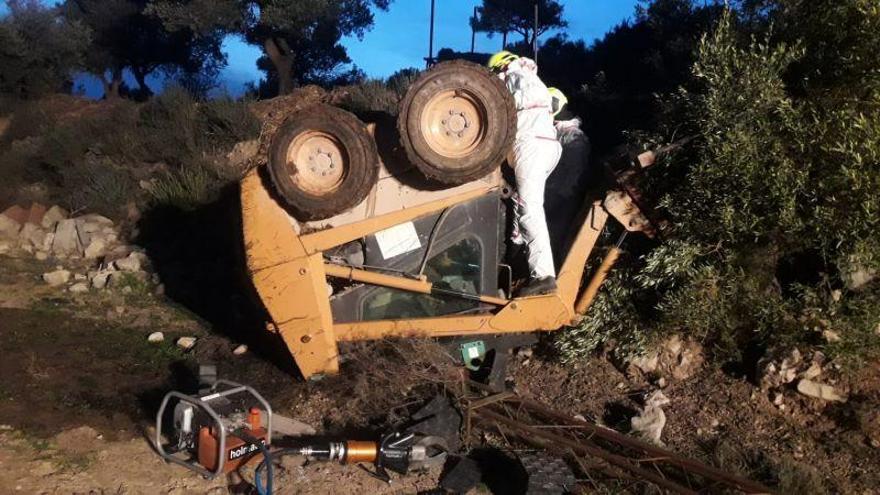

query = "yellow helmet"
[[548, 87, 568, 117], [487, 50, 519, 72]]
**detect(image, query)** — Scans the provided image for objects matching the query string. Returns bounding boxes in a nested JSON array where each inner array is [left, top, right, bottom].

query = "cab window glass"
[[362, 238, 482, 320]]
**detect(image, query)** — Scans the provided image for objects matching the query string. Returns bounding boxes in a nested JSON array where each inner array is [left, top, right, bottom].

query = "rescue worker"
[[546, 87, 594, 255], [548, 87, 568, 119], [488, 50, 562, 296]]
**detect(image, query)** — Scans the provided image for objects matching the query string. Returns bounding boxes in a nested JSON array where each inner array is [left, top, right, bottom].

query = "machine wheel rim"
[[420, 89, 487, 163], [286, 130, 349, 196]]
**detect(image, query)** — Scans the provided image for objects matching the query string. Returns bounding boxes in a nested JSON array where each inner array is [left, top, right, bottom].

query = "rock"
[[772, 392, 784, 406], [154, 283, 165, 296], [265, 413, 316, 437], [40, 205, 68, 229], [69, 282, 89, 293], [631, 391, 670, 445], [77, 213, 114, 226], [52, 219, 82, 256], [233, 344, 248, 355], [42, 269, 71, 287], [0, 241, 10, 255], [664, 336, 704, 381], [84, 238, 107, 259], [802, 362, 823, 380], [796, 379, 847, 403], [114, 252, 144, 272], [822, 330, 842, 343], [147, 332, 164, 343], [847, 268, 876, 290], [17, 223, 46, 248], [0, 213, 21, 239], [26, 203, 47, 225], [760, 348, 802, 390], [104, 246, 130, 265], [516, 347, 533, 359], [89, 270, 112, 290], [176, 337, 197, 350], [20, 243, 33, 254], [1, 205, 27, 224], [34, 251, 48, 261], [73, 273, 87, 281], [73, 215, 114, 248], [628, 335, 704, 381], [40, 232, 54, 252], [628, 352, 660, 374]]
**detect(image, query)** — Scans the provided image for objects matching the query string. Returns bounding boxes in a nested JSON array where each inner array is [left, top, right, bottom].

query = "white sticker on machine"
[[375, 221, 422, 260]]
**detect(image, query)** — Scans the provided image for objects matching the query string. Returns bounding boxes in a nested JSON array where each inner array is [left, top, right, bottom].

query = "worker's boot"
[[518, 276, 557, 296]]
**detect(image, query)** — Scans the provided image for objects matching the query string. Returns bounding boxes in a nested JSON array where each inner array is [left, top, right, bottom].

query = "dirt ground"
[[508, 349, 880, 493], [0, 254, 444, 494], [1, 252, 879, 494]]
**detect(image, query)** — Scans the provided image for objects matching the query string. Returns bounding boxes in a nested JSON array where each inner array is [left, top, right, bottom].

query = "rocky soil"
[[1, 201, 878, 494]]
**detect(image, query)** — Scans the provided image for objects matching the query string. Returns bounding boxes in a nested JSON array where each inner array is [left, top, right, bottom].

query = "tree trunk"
[[502, 31, 507, 48], [264, 37, 295, 95], [132, 67, 152, 97], [99, 69, 123, 100]]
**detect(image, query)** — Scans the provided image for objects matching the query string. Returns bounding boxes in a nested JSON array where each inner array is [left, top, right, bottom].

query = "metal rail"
[[457, 380, 772, 494]]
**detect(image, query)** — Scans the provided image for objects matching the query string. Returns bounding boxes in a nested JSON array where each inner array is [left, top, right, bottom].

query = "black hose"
[[418, 207, 453, 276], [255, 448, 307, 495]]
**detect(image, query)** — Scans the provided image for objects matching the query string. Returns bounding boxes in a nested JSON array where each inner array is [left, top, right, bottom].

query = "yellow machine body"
[[241, 156, 617, 378]]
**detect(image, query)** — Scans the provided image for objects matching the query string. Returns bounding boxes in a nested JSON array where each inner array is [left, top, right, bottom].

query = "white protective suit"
[[501, 57, 562, 279]]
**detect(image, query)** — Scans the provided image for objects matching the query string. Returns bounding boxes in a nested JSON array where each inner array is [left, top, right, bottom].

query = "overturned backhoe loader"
[[241, 61, 657, 378]]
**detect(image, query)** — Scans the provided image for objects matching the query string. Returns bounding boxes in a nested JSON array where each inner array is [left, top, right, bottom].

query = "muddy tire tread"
[[267, 104, 378, 220], [398, 60, 516, 185]]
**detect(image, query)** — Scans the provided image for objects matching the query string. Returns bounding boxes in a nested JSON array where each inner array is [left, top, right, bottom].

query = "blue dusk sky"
[[9, 1, 642, 97], [222, 0, 641, 93]]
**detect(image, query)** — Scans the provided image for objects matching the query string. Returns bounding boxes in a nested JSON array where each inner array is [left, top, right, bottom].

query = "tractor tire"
[[268, 104, 378, 220], [398, 60, 516, 185]]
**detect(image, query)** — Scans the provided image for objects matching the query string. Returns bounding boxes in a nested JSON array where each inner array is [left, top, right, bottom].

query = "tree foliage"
[[559, 2, 880, 368], [0, 0, 90, 98], [149, 0, 390, 96], [62, 0, 225, 99]]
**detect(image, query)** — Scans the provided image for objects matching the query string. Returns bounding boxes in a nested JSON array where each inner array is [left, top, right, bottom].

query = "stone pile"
[[0, 202, 155, 294], [758, 348, 847, 405], [624, 334, 705, 383]]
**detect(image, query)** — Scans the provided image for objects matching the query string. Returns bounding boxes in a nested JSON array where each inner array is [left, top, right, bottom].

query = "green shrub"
[[337, 79, 400, 114], [559, 6, 880, 367], [60, 160, 135, 216], [145, 162, 225, 211], [2, 86, 259, 216], [386, 67, 420, 98]]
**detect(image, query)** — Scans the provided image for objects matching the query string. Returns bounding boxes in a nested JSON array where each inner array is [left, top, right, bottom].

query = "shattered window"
[[362, 237, 482, 320]]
